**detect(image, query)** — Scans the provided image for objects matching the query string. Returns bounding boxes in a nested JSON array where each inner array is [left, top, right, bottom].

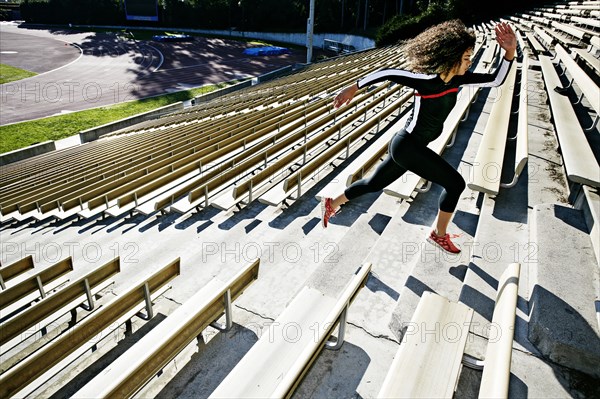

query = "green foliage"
[[375, 1, 452, 47]]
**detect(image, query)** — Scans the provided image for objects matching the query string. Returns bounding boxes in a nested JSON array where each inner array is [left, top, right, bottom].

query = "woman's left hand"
[[495, 22, 517, 53]]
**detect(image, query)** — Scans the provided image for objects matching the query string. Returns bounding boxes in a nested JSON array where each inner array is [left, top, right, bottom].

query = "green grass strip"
[[0, 82, 237, 154], [0, 64, 37, 84]]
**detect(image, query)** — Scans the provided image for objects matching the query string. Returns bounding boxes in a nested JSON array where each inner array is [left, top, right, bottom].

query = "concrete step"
[[529, 203, 600, 378], [457, 154, 532, 354], [351, 196, 430, 338], [387, 214, 476, 343]]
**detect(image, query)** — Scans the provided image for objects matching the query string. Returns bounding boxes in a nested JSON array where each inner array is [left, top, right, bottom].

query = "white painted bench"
[[572, 45, 600, 77], [468, 58, 518, 196], [378, 291, 474, 398], [553, 42, 600, 130], [209, 262, 371, 398], [72, 258, 260, 398], [378, 263, 521, 399], [534, 25, 556, 48], [501, 51, 530, 189], [551, 20, 591, 44], [524, 30, 550, 54], [539, 54, 600, 189], [570, 15, 600, 29], [479, 262, 521, 398], [546, 23, 582, 47]]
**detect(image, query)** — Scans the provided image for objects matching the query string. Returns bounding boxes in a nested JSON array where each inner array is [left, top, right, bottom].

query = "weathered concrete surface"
[[529, 203, 600, 378]]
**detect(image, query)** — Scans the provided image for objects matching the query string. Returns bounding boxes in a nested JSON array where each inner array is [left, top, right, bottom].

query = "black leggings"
[[344, 130, 465, 213]]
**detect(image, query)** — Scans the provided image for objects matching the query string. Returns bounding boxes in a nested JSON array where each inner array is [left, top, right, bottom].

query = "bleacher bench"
[[0, 258, 179, 398], [468, 57, 518, 196], [479, 263, 521, 398], [0, 256, 120, 347], [0, 255, 34, 289], [378, 263, 521, 399], [73, 258, 260, 398], [0, 257, 74, 313], [208, 263, 372, 398], [539, 54, 600, 189], [554, 43, 599, 117], [501, 51, 530, 189]]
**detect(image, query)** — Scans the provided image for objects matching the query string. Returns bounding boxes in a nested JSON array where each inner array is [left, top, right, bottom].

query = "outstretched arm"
[[333, 68, 434, 109], [334, 83, 358, 109]]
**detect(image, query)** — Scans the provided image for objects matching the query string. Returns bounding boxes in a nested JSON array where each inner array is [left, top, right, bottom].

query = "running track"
[[0, 22, 311, 126]]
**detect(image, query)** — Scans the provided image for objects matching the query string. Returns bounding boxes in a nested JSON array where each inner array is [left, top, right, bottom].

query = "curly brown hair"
[[400, 19, 476, 75]]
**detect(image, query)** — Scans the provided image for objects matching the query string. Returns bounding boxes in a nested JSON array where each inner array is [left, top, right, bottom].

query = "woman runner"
[[321, 19, 517, 254]]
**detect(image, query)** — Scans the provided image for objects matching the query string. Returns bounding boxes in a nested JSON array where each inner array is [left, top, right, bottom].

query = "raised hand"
[[495, 22, 517, 55]]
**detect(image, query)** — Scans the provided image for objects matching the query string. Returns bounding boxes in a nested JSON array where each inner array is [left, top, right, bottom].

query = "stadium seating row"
[[0, 250, 522, 398]]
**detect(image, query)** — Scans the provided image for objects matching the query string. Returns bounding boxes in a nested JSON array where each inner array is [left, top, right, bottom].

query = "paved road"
[[0, 23, 310, 126]]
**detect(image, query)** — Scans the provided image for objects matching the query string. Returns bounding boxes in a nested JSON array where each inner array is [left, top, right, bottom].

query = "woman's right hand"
[[333, 83, 358, 109]]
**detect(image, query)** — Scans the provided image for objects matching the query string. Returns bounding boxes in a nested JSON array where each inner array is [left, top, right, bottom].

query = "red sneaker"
[[427, 230, 461, 254], [320, 197, 338, 228]]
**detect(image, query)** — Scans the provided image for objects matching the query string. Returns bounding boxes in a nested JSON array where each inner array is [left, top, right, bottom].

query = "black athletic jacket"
[[356, 57, 514, 143]]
